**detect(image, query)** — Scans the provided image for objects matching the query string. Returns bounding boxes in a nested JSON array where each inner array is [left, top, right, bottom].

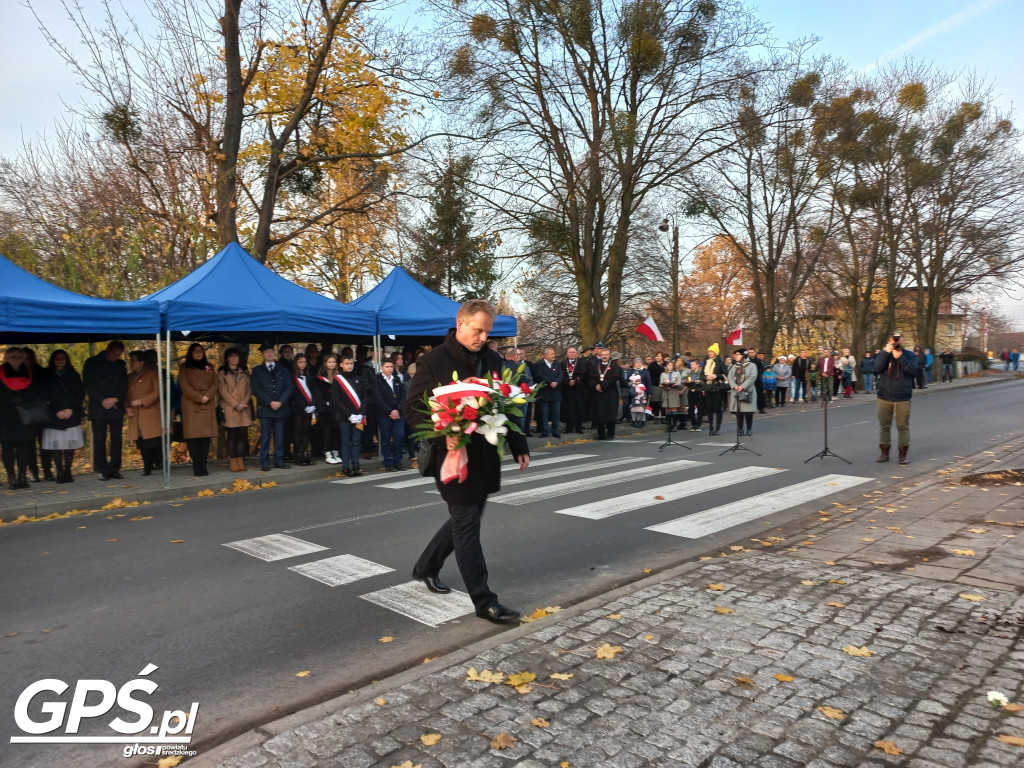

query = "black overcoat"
[[405, 331, 529, 505], [561, 357, 586, 424], [586, 359, 621, 422]]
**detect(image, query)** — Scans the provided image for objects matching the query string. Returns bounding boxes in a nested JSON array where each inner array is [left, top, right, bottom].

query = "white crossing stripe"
[[498, 456, 646, 488], [360, 582, 476, 627], [491, 459, 709, 506], [646, 473, 873, 538], [222, 534, 328, 562], [370, 452, 598, 490], [288, 554, 394, 587], [555, 466, 785, 519]]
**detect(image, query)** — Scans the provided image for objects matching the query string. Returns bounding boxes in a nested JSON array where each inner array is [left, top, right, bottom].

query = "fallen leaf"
[[380, 636, 394, 643], [950, 549, 976, 556], [968, 528, 988, 533], [734, 676, 756, 686], [996, 735, 1024, 747], [376, 698, 386, 706], [466, 668, 504, 683], [389, 761, 420, 768], [774, 673, 794, 682], [823, 560, 836, 565], [490, 732, 515, 750], [531, 717, 550, 728], [817, 705, 846, 720], [872, 740, 904, 755], [606, 613, 622, 620], [197, 488, 215, 497], [654, 495, 665, 500], [505, 672, 537, 688], [959, 593, 987, 602], [1004, 702, 1024, 712], [729, 545, 745, 551], [842, 645, 875, 657], [420, 733, 442, 746], [157, 757, 183, 768], [107, 538, 119, 542], [827, 602, 846, 608], [295, 670, 310, 677], [643, 568, 652, 573], [170, 539, 183, 544], [549, 673, 573, 680], [800, 580, 817, 586], [595, 643, 624, 659], [714, 606, 735, 614], [828, 579, 847, 585], [707, 583, 726, 591], [861, 537, 875, 542]]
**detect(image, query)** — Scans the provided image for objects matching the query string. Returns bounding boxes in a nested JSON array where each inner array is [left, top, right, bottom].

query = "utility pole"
[[659, 218, 680, 353]]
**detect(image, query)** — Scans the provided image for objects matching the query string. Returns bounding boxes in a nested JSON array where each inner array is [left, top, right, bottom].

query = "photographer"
[[874, 332, 918, 465]]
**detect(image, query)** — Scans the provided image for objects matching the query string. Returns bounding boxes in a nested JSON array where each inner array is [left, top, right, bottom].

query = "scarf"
[[704, 357, 716, 378]]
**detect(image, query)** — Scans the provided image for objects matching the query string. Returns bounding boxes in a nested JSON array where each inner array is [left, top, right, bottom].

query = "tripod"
[[658, 411, 692, 453], [720, 411, 760, 457], [804, 391, 851, 464]]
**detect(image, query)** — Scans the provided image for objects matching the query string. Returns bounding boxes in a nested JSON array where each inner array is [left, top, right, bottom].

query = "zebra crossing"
[[223, 449, 873, 627]]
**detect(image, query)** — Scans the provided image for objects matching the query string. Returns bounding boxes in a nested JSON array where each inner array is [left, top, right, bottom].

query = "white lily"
[[477, 413, 509, 445], [988, 691, 1009, 708]]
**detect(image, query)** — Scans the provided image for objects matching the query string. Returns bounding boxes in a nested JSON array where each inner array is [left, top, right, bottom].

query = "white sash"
[[335, 374, 361, 410]]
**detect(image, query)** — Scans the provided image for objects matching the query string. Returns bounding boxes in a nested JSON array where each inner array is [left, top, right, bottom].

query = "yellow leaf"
[[707, 583, 725, 591], [729, 545, 745, 551], [107, 539, 119, 543], [996, 735, 1024, 747], [390, 761, 420, 768], [157, 757, 183, 768], [561, 763, 570, 768], [380, 636, 394, 643], [432, 90, 440, 99], [376, 697, 386, 706], [514, 684, 533, 694], [490, 732, 515, 749], [827, 601, 846, 608], [295, 670, 310, 677], [644, 635, 655, 641], [606, 613, 622, 620], [644, 568, 652, 573], [595, 643, 623, 659], [505, 672, 537, 688], [550, 673, 573, 680], [823, 560, 836, 565], [1004, 702, 1024, 712], [872, 740, 904, 755], [714, 606, 735, 614], [842, 645, 875, 657], [774, 673, 794, 682], [531, 717, 550, 728], [828, 579, 847, 584], [950, 549, 975, 556], [734, 676, 755, 686], [800, 580, 817, 586], [959, 593, 987, 601], [968, 528, 988, 533], [654, 495, 665, 500], [817, 705, 846, 720], [861, 537, 875, 542], [420, 733, 442, 746], [466, 668, 504, 683], [170, 540, 183, 544]]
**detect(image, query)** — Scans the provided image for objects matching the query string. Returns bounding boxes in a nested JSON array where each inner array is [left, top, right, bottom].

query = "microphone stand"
[[720, 386, 760, 457], [803, 389, 850, 464], [659, 380, 691, 452]]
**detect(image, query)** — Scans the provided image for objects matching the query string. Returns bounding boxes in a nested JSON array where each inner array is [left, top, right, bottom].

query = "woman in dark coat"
[[313, 353, 340, 464], [1, 346, 40, 489], [701, 344, 729, 435], [40, 349, 86, 483], [290, 354, 316, 465]]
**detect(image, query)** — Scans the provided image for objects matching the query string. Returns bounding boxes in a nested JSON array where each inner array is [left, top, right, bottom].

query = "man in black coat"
[[532, 347, 565, 438], [371, 359, 407, 472], [587, 346, 621, 439], [562, 346, 586, 434], [82, 340, 128, 480], [250, 343, 293, 472], [874, 333, 918, 466], [405, 300, 530, 624]]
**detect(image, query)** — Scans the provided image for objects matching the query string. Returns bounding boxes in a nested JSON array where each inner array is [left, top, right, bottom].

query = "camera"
[[892, 333, 903, 351]]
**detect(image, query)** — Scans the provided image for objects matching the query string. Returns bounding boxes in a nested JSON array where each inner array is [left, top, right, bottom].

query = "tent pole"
[[164, 330, 172, 487], [156, 333, 167, 489]]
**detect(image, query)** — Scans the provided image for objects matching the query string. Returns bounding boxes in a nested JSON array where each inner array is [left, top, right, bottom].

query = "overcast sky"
[[2, 0, 1021, 321]]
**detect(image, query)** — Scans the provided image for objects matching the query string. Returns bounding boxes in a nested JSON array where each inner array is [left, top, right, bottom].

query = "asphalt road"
[[2, 377, 1021, 767]]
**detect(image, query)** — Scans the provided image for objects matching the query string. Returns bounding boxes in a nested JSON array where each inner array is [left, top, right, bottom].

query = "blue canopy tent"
[[143, 242, 376, 339], [348, 266, 517, 339], [0, 253, 161, 342]]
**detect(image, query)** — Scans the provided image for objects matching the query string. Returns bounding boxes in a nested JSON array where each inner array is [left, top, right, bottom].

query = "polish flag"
[[726, 324, 743, 345], [636, 316, 664, 342]]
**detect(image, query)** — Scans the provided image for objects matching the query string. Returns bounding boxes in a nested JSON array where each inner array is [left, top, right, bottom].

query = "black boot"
[[17, 471, 30, 489]]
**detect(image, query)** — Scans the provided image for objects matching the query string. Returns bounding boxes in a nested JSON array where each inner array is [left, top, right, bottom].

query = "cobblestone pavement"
[[186, 432, 1024, 768]]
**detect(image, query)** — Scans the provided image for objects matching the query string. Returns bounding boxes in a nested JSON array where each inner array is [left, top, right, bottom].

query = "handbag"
[[738, 390, 752, 403], [14, 397, 50, 427], [416, 439, 436, 477]]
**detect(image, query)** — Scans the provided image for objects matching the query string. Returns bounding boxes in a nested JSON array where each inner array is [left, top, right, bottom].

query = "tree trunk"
[[215, 0, 243, 249]]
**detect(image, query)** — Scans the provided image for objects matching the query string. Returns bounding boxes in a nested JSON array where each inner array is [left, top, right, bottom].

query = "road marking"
[[646, 473, 873, 538], [555, 466, 785, 519], [370, 453, 598, 489], [222, 534, 328, 562], [491, 459, 709, 506], [360, 582, 476, 627], [842, 420, 870, 426], [283, 500, 444, 533], [499, 456, 647, 488], [288, 554, 394, 587]]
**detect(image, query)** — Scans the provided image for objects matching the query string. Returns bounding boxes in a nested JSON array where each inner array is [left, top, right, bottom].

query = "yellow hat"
[[708, 343, 719, 355]]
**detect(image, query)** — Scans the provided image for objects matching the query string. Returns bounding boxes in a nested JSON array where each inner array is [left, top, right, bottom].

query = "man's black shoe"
[[109, 472, 125, 480], [477, 604, 520, 624], [260, 464, 271, 472], [394, 464, 407, 471], [412, 569, 452, 594], [352, 467, 363, 477], [98, 473, 110, 481], [552, 433, 561, 438], [385, 466, 398, 472], [274, 462, 290, 469]]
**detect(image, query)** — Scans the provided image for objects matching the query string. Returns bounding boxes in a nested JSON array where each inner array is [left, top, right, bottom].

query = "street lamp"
[[659, 217, 681, 354]]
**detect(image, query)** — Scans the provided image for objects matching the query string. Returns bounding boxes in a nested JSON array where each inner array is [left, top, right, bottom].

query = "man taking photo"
[[874, 333, 918, 466]]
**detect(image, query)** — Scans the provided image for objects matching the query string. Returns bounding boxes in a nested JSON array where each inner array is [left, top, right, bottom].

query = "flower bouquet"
[[413, 365, 541, 484]]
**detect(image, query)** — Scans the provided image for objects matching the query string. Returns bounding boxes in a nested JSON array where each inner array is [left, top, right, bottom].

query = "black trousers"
[[755, 381, 765, 411], [91, 418, 123, 474], [2, 440, 33, 480], [186, 437, 210, 474], [292, 411, 312, 456], [415, 502, 497, 611], [225, 426, 249, 459], [136, 436, 162, 471], [595, 421, 617, 439]]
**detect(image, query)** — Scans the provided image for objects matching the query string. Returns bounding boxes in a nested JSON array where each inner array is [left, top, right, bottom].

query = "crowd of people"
[[0, 332, 969, 488]]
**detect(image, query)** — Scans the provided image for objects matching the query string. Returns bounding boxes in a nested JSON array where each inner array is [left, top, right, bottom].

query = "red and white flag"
[[726, 323, 743, 345], [636, 316, 664, 342]]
